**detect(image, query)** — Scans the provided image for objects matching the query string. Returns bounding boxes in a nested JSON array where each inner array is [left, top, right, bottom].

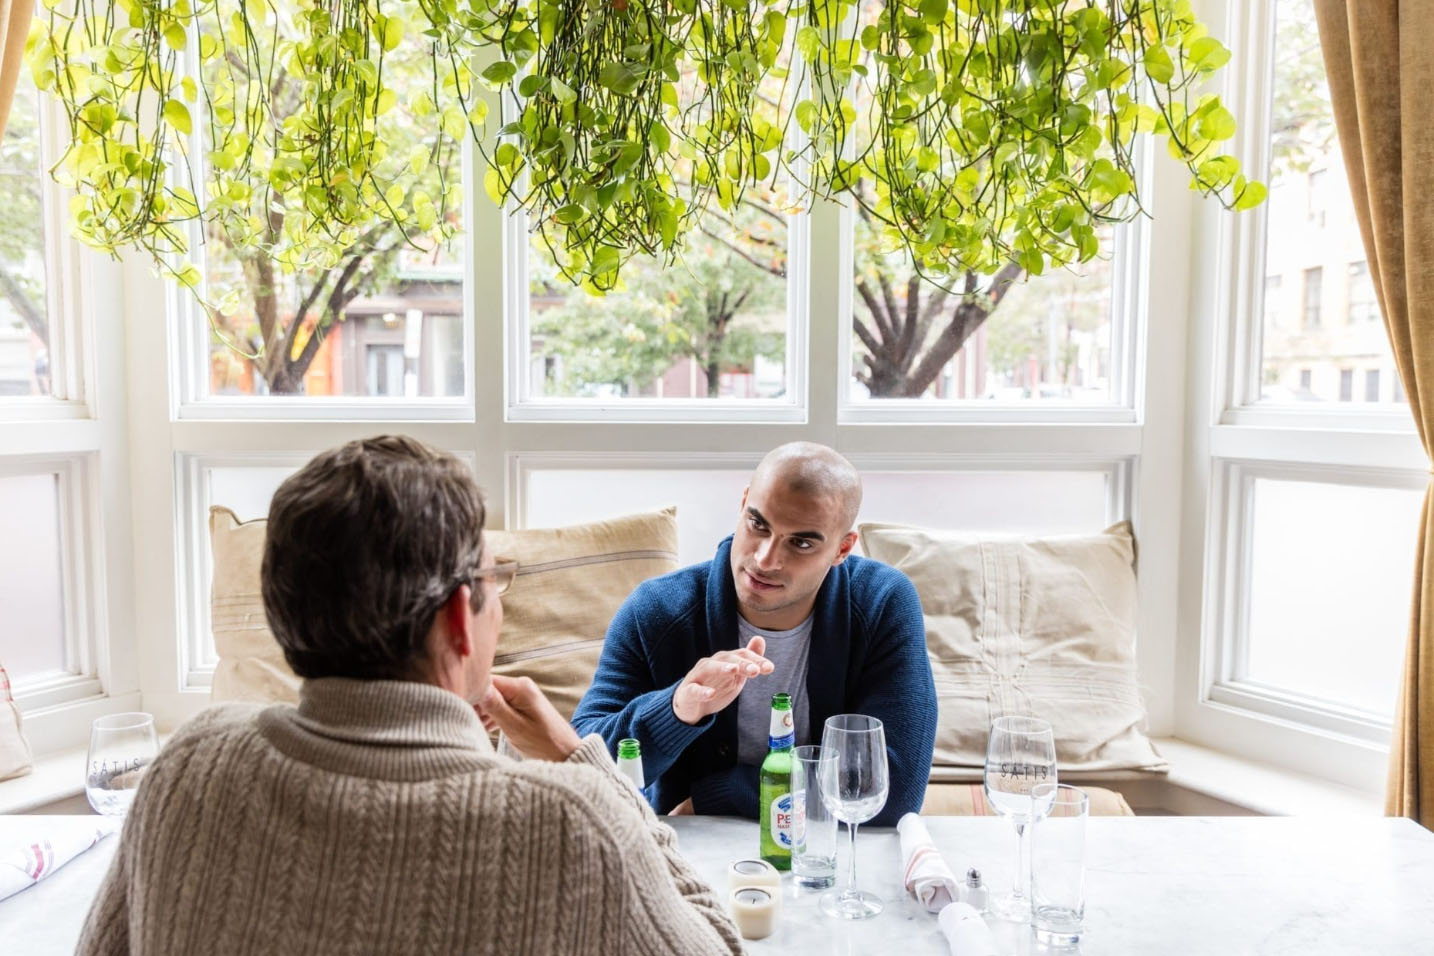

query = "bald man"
[[572, 443, 937, 825]]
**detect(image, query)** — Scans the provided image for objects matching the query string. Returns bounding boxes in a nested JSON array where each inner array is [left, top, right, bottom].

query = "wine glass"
[[817, 714, 889, 920], [983, 715, 1057, 921], [85, 712, 159, 816]]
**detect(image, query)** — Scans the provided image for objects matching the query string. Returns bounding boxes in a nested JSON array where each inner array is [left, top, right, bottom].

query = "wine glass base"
[[989, 893, 1032, 923], [820, 889, 883, 920]]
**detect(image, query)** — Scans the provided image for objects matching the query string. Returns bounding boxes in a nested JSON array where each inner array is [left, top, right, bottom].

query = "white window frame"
[[1179, 0, 1423, 790]]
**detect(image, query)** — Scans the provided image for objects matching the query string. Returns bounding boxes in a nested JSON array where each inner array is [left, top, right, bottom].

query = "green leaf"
[[1143, 45, 1175, 84], [550, 78, 577, 104], [1195, 104, 1236, 141], [554, 203, 587, 224], [379, 15, 404, 52], [918, 0, 947, 25], [1188, 36, 1230, 72], [796, 26, 820, 61], [163, 99, 192, 136], [481, 61, 517, 87], [599, 62, 640, 95], [163, 23, 187, 52], [1233, 178, 1268, 211]]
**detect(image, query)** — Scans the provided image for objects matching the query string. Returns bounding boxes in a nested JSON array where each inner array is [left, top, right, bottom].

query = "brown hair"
[[261, 435, 486, 681]]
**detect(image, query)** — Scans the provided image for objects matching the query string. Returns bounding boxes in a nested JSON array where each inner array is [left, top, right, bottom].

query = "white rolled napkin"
[[0, 817, 121, 902], [938, 902, 998, 956], [897, 811, 959, 912]]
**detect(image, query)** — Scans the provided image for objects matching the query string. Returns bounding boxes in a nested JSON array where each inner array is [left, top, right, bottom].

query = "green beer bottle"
[[759, 692, 796, 871]]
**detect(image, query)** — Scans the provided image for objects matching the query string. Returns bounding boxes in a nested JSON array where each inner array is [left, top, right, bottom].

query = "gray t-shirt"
[[735, 613, 813, 766]]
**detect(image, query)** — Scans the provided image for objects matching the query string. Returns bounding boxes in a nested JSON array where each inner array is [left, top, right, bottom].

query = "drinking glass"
[[817, 714, 889, 920], [982, 715, 1057, 921], [791, 744, 838, 889], [1031, 783, 1089, 948], [86, 713, 159, 816]]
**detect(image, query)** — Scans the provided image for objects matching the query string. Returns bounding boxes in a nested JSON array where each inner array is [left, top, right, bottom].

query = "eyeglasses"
[[473, 560, 520, 596]]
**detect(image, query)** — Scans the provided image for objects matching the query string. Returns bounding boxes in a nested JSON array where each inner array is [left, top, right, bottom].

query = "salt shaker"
[[961, 867, 988, 914]]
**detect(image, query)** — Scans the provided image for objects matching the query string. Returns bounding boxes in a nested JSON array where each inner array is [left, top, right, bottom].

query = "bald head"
[[749, 442, 863, 533]]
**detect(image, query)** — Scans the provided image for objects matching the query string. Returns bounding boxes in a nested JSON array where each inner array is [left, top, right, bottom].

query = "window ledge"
[[0, 745, 88, 814], [0, 731, 174, 815], [1148, 737, 1382, 816]]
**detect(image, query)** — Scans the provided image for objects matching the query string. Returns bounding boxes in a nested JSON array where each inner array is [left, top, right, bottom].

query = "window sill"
[[0, 731, 174, 815], [928, 737, 1383, 816], [0, 745, 88, 814], [1145, 737, 1382, 816]]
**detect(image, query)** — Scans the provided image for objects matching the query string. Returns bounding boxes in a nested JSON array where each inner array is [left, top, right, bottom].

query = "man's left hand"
[[668, 797, 695, 816]]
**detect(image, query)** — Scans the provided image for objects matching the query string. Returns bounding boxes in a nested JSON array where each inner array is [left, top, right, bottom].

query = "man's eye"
[[749, 517, 767, 531], [791, 539, 813, 551]]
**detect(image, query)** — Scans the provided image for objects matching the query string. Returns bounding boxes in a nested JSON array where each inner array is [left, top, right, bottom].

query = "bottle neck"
[[768, 706, 794, 750]]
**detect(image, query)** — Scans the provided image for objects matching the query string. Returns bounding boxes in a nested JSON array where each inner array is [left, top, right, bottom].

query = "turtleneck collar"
[[257, 677, 496, 782]]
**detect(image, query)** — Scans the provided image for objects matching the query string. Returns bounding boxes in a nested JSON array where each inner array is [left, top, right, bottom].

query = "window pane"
[[526, 208, 790, 400], [850, 213, 1115, 403], [197, 26, 466, 401], [522, 467, 1109, 566], [1258, 0, 1404, 406], [1245, 478, 1419, 717], [0, 474, 66, 681], [0, 81, 52, 398]]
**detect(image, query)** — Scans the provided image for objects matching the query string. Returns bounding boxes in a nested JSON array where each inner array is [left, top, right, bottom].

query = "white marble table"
[[667, 816, 1434, 955], [3, 815, 1433, 954]]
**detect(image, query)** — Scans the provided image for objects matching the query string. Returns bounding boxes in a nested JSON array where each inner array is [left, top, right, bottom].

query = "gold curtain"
[[1312, 0, 1434, 826], [0, 0, 32, 143]]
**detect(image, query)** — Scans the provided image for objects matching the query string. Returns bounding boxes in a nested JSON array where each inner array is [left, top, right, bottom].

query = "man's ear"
[[832, 530, 858, 565], [439, 585, 476, 660], [739, 485, 750, 511]]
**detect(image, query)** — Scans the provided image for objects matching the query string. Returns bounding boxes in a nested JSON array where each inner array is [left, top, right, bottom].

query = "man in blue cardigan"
[[572, 442, 937, 826]]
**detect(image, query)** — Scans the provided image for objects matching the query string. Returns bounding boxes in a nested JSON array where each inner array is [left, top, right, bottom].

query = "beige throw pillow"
[[0, 664, 32, 781], [209, 507, 303, 704], [860, 521, 1166, 774], [208, 505, 678, 717], [486, 509, 679, 721]]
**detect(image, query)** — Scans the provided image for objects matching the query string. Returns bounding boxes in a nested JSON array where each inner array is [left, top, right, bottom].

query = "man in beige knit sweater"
[[78, 436, 743, 955]]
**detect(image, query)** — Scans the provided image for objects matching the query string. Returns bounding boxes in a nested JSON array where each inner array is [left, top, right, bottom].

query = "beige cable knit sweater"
[[77, 679, 744, 955]]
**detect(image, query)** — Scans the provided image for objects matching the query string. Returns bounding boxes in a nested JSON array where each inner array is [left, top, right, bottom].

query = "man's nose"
[[754, 537, 780, 569]]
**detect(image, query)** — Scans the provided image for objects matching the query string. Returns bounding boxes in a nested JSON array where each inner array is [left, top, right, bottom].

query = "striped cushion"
[[486, 509, 678, 721], [923, 782, 1133, 817]]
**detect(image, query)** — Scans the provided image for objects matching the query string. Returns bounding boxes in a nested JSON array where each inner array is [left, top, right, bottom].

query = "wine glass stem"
[[1012, 819, 1029, 902], [845, 821, 860, 900]]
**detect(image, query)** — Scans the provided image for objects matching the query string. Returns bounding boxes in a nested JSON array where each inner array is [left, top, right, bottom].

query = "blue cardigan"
[[571, 537, 937, 827]]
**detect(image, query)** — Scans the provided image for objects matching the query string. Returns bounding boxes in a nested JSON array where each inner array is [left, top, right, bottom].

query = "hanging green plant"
[[789, 0, 1265, 283], [27, 0, 468, 308], [26, 0, 1262, 305]]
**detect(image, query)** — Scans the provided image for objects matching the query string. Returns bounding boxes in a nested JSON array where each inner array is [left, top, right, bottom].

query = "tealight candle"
[[726, 858, 781, 893], [729, 886, 778, 940]]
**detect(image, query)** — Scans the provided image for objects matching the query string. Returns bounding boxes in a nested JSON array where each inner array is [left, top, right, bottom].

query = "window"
[[0, 473, 65, 682], [1211, 469, 1422, 730], [1305, 169, 1327, 228], [1302, 268, 1322, 329], [1347, 261, 1377, 324], [181, 27, 471, 413], [1196, 0, 1422, 789], [1264, 275, 1283, 329], [1256, 0, 1400, 408], [0, 84, 53, 400]]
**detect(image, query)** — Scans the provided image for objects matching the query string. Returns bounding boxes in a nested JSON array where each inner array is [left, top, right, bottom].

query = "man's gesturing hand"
[[671, 636, 774, 726], [478, 674, 583, 762]]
